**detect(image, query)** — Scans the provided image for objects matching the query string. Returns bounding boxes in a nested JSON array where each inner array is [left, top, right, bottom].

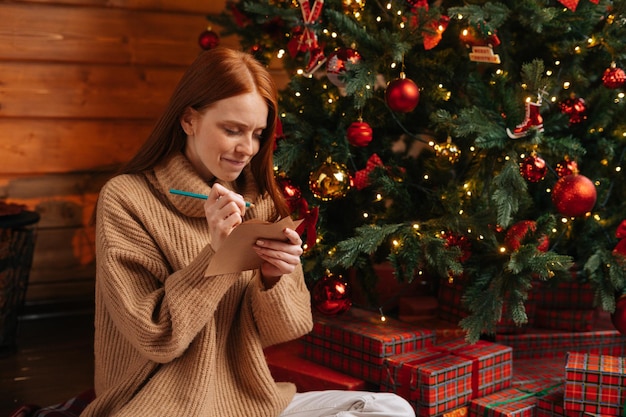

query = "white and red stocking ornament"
[[507, 99, 544, 139], [551, 174, 597, 217], [347, 120, 373, 147], [602, 64, 626, 89], [287, 0, 326, 74], [385, 73, 420, 113], [326, 48, 362, 88]]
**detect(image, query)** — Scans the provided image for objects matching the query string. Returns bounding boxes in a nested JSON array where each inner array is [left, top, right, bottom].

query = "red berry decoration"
[[611, 294, 626, 335], [559, 97, 587, 124], [326, 48, 362, 88], [347, 120, 373, 147], [519, 154, 547, 183], [198, 29, 220, 50], [602, 65, 626, 89], [551, 174, 597, 217], [386, 73, 420, 113], [312, 272, 352, 315], [504, 220, 550, 252]]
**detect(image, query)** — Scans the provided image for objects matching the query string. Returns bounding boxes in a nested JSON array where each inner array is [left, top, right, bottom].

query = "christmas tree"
[[208, 0, 626, 341]]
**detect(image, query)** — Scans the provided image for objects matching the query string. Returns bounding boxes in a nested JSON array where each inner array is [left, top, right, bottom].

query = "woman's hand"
[[204, 183, 247, 251], [253, 227, 303, 289]]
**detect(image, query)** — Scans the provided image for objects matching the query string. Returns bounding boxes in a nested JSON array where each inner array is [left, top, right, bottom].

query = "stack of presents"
[[264, 278, 626, 417]]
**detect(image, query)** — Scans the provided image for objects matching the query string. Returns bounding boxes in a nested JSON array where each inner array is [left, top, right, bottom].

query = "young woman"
[[82, 47, 414, 417]]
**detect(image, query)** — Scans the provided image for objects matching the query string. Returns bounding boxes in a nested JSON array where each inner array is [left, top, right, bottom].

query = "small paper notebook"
[[205, 217, 303, 276]]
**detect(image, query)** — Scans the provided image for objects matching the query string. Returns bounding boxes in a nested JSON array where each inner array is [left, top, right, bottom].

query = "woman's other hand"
[[253, 227, 303, 289]]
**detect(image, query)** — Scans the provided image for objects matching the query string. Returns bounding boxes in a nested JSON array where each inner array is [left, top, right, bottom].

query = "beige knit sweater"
[[81, 153, 313, 417]]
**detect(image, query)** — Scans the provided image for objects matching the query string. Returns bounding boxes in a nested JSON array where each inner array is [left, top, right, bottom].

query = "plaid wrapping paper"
[[495, 312, 626, 359], [413, 355, 474, 417], [513, 357, 566, 386], [537, 388, 567, 417], [564, 352, 626, 417], [399, 316, 467, 344], [437, 339, 513, 398], [535, 308, 598, 332], [303, 308, 435, 383], [381, 347, 450, 399], [534, 280, 595, 310], [469, 381, 562, 417]]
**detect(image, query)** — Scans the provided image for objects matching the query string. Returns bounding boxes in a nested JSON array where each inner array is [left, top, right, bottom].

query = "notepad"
[[205, 217, 303, 276]]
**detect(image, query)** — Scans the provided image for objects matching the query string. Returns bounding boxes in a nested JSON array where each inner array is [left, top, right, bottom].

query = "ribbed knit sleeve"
[[249, 268, 313, 348], [96, 176, 238, 362]]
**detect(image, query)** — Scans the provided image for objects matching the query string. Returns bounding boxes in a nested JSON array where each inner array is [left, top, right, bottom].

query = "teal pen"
[[169, 189, 255, 208]]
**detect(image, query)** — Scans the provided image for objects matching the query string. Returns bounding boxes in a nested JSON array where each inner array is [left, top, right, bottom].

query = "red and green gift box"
[[381, 339, 512, 416], [437, 339, 513, 398], [302, 307, 435, 383], [564, 352, 626, 417], [534, 280, 595, 310], [381, 347, 473, 417], [535, 308, 598, 332], [469, 381, 561, 417]]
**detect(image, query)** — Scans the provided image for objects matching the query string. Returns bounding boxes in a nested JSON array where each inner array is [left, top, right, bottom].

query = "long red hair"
[[116, 47, 288, 218]]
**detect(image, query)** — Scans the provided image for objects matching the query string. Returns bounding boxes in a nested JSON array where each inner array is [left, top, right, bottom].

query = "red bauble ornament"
[[326, 48, 362, 88], [312, 272, 352, 315], [551, 174, 597, 217], [520, 154, 547, 183], [559, 97, 587, 124], [555, 158, 578, 178], [602, 66, 626, 89], [611, 294, 626, 335], [278, 177, 302, 213], [198, 29, 220, 50], [385, 74, 420, 113], [504, 220, 550, 252], [347, 121, 373, 147]]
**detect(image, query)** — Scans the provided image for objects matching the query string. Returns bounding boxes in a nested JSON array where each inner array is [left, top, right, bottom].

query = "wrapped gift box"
[[536, 388, 565, 417], [535, 308, 598, 332], [513, 357, 566, 386], [382, 348, 473, 417], [469, 381, 560, 417], [535, 280, 595, 310], [564, 352, 626, 417], [303, 308, 435, 383], [437, 339, 513, 398], [495, 311, 626, 359], [399, 316, 466, 344], [264, 339, 373, 392]]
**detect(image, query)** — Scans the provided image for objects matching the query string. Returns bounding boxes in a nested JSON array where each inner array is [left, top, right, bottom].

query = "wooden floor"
[[0, 312, 95, 416]]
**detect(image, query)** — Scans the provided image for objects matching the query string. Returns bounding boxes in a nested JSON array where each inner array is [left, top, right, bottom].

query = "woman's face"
[[182, 92, 268, 182]]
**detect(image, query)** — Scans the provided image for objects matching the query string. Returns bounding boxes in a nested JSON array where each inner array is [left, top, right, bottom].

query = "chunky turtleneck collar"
[[152, 152, 259, 219]]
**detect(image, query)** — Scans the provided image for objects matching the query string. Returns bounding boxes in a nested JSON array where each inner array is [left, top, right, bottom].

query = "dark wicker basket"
[[0, 210, 40, 356]]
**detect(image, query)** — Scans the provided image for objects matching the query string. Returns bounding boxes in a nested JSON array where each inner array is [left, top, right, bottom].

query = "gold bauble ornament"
[[309, 159, 351, 200], [342, 0, 365, 14], [434, 137, 461, 163]]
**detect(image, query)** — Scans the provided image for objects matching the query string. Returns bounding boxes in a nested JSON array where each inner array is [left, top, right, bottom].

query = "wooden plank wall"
[[0, 0, 287, 313]]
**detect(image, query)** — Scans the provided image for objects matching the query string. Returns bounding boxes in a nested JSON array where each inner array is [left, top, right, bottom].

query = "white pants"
[[279, 390, 415, 417]]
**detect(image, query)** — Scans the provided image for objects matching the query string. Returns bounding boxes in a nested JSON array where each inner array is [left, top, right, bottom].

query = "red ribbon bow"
[[354, 153, 384, 190]]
